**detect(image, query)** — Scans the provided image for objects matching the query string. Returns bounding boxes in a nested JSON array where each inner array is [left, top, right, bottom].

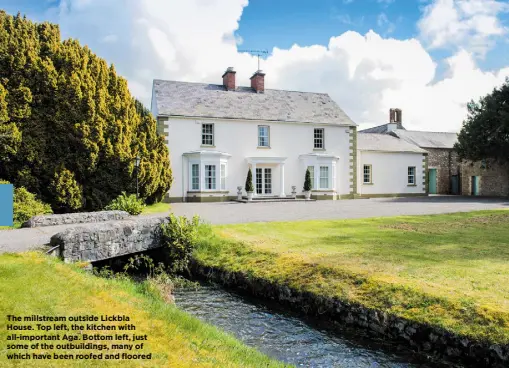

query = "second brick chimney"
[[250, 70, 265, 93], [389, 108, 402, 124], [222, 67, 236, 91]]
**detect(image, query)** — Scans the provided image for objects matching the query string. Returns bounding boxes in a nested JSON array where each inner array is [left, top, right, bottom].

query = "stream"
[[174, 285, 443, 368]]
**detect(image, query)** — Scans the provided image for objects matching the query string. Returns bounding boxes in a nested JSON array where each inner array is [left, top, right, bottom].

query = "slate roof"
[[357, 133, 426, 153], [359, 122, 405, 134], [152, 80, 355, 126], [392, 129, 457, 149]]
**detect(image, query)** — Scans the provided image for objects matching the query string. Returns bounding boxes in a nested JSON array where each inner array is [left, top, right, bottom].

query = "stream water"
[[174, 286, 443, 368]]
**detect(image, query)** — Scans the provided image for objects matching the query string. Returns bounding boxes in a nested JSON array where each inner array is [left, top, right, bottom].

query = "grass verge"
[[0, 252, 287, 368], [142, 202, 171, 215], [195, 210, 509, 345]]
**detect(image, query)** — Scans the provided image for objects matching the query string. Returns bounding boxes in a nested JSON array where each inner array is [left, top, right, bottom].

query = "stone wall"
[[460, 161, 509, 196], [22, 211, 130, 228], [49, 217, 168, 262], [191, 263, 509, 367], [426, 148, 509, 197], [426, 148, 459, 194]]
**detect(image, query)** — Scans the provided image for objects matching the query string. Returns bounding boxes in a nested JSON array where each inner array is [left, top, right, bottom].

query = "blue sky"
[[2, 0, 509, 131], [5, 0, 508, 72]]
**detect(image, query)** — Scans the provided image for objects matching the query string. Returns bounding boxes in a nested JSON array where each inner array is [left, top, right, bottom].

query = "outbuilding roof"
[[359, 122, 405, 134], [392, 129, 457, 149], [152, 80, 355, 126], [357, 133, 427, 153]]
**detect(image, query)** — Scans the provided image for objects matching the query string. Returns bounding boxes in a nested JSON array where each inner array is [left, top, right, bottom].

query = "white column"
[[251, 163, 257, 196], [280, 163, 285, 197]]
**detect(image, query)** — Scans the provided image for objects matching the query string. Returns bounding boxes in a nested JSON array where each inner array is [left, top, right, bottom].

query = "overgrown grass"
[[0, 252, 287, 368], [195, 210, 509, 345], [0, 222, 21, 230], [142, 202, 171, 215]]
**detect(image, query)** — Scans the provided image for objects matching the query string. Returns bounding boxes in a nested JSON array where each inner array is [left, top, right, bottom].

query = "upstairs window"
[[314, 128, 324, 149], [258, 126, 270, 147], [363, 165, 372, 184], [408, 166, 416, 185], [202, 124, 214, 146]]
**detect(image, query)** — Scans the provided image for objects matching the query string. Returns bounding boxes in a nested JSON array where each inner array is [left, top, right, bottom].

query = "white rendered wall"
[[357, 151, 425, 195], [164, 117, 353, 200]]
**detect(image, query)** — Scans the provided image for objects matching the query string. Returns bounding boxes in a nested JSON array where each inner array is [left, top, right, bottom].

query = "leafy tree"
[[245, 168, 254, 192], [455, 78, 509, 165], [0, 11, 172, 212]]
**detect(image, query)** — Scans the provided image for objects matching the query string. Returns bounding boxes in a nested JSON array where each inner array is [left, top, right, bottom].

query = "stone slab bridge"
[[49, 217, 168, 263]]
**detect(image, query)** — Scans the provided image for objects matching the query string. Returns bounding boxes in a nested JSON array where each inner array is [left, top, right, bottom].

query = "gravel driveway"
[[1, 196, 507, 254]]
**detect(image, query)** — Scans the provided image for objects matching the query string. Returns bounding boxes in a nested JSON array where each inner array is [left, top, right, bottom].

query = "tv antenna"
[[238, 49, 269, 71]]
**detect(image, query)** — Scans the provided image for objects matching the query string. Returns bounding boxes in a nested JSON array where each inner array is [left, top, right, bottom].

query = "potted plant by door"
[[245, 168, 254, 201], [303, 168, 312, 200]]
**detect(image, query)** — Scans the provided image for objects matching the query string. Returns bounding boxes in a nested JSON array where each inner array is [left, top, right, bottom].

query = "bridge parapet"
[[49, 217, 169, 263]]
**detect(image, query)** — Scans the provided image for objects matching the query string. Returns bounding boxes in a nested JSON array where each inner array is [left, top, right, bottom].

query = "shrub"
[[303, 168, 312, 192], [160, 214, 201, 274], [245, 168, 254, 192], [105, 192, 145, 215], [0, 180, 53, 224]]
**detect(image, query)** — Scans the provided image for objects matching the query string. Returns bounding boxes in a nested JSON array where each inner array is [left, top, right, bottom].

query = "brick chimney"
[[388, 108, 402, 132], [250, 70, 265, 93], [222, 67, 236, 91], [389, 108, 402, 123]]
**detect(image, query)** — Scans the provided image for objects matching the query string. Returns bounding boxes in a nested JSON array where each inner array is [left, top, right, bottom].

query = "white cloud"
[[377, 12, 396, 34], [418, 0, 509, 56], [46, 0, 509, 133]]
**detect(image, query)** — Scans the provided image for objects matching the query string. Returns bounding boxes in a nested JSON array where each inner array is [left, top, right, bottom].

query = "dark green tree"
[[303, 168, 312, 191], [455, 78, 509, 165], [245, 168, 254, 192], [0, 11, 172, 212]]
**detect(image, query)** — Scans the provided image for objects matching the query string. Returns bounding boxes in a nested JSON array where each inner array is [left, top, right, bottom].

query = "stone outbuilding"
[[361, 109, 509, 197]]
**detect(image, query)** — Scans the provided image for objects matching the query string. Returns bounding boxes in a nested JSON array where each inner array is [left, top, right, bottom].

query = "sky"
[[3, 0, 509, 132]]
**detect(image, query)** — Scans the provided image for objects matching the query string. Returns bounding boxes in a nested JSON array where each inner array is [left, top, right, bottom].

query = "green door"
[[428, 169, 437, 194], [451, 175, 459, 195], [471, 176, 480, 196]]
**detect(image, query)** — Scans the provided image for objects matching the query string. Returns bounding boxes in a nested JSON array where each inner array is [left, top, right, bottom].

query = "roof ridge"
[[399, 129, 458, 134], [153, 79, 330, 95]]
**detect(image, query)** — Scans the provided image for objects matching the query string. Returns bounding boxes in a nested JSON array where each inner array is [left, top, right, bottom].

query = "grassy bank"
[[195, 210, 509, 345], [142, 202, 171, 215], [0, 252, 287, 368]]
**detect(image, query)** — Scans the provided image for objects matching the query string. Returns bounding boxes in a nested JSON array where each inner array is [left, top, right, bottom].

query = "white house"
[[151, 68, 357, 202], [356, 133, 427, 197]]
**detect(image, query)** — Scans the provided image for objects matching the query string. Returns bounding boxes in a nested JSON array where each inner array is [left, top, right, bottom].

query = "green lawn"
[[195, 210, 509, 345], [0, 222, 21, 230], [0, 252, 287, 368], [142, 202, 171, 215]]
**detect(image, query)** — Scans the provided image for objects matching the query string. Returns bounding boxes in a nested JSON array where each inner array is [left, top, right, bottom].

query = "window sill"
[[313, 148, 326, 151], [363, 182, 374, 185], [407, 184, 417, 187], [200, 145, 216, 148], [312, 189, 333, 192], [257, 146, 271, 149]]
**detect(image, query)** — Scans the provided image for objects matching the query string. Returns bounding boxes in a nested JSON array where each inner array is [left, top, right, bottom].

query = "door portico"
[[247, 157, 287, 197]]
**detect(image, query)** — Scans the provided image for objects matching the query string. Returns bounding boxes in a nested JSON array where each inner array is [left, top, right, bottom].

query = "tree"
[[303, 168, 312, 192], [455, 78, 509, 166], [0, 11, 172, 212], [245, 168, 254, 193]]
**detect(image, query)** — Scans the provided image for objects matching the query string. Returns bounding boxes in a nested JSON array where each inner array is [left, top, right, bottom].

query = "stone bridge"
[[49, 217, 168, 263]]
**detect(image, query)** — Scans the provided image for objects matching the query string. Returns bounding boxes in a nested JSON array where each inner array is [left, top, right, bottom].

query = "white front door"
[[255, 168, 272, 195]]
